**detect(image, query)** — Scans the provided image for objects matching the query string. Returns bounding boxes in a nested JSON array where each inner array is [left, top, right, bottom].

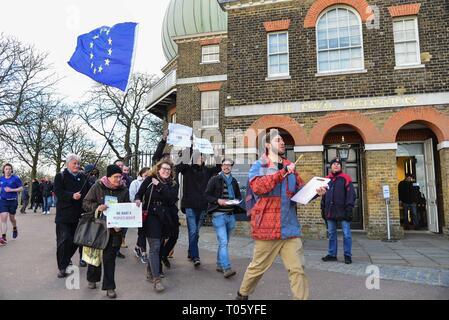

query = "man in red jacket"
[[236, 130, 327, 300]]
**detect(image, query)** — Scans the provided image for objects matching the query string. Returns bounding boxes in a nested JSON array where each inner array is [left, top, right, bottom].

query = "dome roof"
[[162, 0, 228, 61]]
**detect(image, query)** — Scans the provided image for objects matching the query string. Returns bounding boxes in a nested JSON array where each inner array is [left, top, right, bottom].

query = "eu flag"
[[68, 22, 138, 91]]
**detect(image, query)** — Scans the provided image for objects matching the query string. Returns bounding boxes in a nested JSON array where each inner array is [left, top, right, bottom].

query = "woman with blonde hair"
[[135, 160, 178, 292]]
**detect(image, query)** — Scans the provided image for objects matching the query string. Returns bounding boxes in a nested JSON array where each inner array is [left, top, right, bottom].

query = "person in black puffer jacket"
[[321, 158, 356, 264], [175, 151, 221, 266], [135, 160, 179, 293]]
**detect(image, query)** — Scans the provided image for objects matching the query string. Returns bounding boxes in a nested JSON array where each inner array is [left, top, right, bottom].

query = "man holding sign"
[[82, 165, 130, 299]]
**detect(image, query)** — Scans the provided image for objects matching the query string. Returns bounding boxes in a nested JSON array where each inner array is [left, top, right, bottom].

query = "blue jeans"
[[43, 196, 53, 212], [212, 213, 236, 271], [403, 203, 419, 226], [185, 208, 206, 260], [327, 220, 352, 258]]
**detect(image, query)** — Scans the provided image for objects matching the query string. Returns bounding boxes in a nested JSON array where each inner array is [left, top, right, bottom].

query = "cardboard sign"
[[106, 203, 142, 228], [193, 136, 214, 155], [167, 123, 192, 148]]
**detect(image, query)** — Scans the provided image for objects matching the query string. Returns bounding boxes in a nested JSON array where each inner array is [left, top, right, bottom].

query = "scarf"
[[100, 176, 123, 190], [220, 172, 235, 200], [156, 174, 173, 186]]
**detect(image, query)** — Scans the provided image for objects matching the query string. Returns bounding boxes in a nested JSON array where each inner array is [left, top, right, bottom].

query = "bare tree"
[[45, 106, 97, 174], [78, 73, 163, 170], [0, 34, 57, 127], [0, 93, 56, 180]]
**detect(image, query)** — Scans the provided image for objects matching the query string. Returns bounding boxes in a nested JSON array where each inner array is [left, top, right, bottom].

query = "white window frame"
[[315, 5, 365, 75], [201, 45, 220, 64], [393, 16, 422, 68], [267, 31, 290, 78], [201, 91, 219, 129]]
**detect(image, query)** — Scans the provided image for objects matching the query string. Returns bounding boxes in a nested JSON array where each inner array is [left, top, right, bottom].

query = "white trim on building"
[[177, 74, 227, 85], [294, 145, 324, 153], [364, 143, 398, 151]]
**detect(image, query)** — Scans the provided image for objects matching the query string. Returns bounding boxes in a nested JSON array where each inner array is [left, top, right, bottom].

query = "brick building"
[[147, 0, 449, 239]]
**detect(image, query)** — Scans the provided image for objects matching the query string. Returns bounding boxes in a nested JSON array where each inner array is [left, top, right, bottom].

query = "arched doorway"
[[323, 125, 365, 230], [396, 121, 442, 233]]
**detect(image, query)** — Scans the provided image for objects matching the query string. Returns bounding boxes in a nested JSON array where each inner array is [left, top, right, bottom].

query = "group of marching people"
[[2, 127, 355, 300]]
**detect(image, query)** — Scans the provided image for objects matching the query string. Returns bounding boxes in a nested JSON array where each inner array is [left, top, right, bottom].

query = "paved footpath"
[[1, 210, 448, 300]]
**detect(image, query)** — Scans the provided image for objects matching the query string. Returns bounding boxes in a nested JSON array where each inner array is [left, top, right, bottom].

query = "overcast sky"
[[0, 0, 171, 102]]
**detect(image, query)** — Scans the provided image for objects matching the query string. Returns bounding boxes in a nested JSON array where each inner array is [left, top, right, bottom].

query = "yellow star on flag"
[[108, 38, 112, 45], [105, 58, 110, 66], [108, 48, 112, 56], [90, 42, 94, 49], [90, 53, 94, 59], [98, 66, 103, 73]]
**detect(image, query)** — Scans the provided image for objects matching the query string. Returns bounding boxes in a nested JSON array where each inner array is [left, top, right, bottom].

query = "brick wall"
[[364, 150, 404, 239], [226, 0, 449, 106], [296, 151, 327, 239], [439, 148, 449, 237], [176, 83, 227, 138], [177, 38, 227, 79]]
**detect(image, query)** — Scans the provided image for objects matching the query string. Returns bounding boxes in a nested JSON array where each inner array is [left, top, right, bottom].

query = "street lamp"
[[337, 136, 351, 161]]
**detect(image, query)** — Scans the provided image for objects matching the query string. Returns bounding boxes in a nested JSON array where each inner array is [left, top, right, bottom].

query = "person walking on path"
[[20, 183, 30, 214], [236, 130, 327, 301], [42, 178, 54, 215], [0, 163, 23, 245], [54, 154, 90, 278], [83, 164, 130, 299], [135, 160, 179, 293], [30, 178, 42, 213], [321, 158, 356, 264], [176, 151, 221, 267], [129, 167, 150, 264], [205, 159, 246, 279]]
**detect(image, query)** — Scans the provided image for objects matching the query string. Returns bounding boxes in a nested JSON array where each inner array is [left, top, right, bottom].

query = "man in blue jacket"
[[321, 158, 356, 264]]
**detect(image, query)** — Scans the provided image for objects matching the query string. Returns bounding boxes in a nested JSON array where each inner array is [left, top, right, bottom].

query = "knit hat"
[[84, 164, 95, 174], [106, 165, 122, 177], [330, 158, 342, 166]]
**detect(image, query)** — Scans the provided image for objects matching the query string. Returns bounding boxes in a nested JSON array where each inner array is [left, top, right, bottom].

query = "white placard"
[[106, 203, 142, 228], [291, 177, 330, 205], [193, 136, 214, 154], [225, 199, 242, 206], [167, 123, 192, 148]]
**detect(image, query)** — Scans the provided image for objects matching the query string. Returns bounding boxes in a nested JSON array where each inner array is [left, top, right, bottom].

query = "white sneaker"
[[42, 211, 46, 215]]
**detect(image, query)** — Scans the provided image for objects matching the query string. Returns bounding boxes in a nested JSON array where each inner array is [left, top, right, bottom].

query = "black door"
[[324, 145, 363, 230]]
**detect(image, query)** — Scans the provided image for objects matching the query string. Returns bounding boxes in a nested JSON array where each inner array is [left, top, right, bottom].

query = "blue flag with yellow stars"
[[68, 22, 138, 91]]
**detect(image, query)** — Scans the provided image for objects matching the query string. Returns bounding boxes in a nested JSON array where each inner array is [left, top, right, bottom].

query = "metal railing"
[[146, 69, 177, 108]]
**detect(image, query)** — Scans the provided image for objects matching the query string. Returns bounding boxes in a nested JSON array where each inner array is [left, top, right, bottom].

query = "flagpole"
[[78, 114, 121, 193], [283, 154, 304, 178]]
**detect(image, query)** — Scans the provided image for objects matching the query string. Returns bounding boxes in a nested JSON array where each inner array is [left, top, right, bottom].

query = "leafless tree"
[[0, 34, 57, 127], [78, 72, 163, 171], [0, 93, 56, 181], [45, 106, 97, 174]]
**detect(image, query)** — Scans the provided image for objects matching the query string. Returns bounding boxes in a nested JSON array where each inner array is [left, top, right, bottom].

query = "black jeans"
[[86, 236, 119, 290], [56, 223, 79, 271], [160, 209, 180, 258], [137, 227, 147, 251]]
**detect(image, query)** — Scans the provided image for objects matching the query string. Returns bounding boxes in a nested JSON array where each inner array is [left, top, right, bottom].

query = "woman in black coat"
[[135, 160, 178, 293]]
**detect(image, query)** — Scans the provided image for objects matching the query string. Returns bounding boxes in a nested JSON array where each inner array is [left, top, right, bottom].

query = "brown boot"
[[153, 279, 165, 292]]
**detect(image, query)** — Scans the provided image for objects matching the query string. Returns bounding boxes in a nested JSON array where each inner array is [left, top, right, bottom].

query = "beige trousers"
[[239, 237, 309, 300]]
